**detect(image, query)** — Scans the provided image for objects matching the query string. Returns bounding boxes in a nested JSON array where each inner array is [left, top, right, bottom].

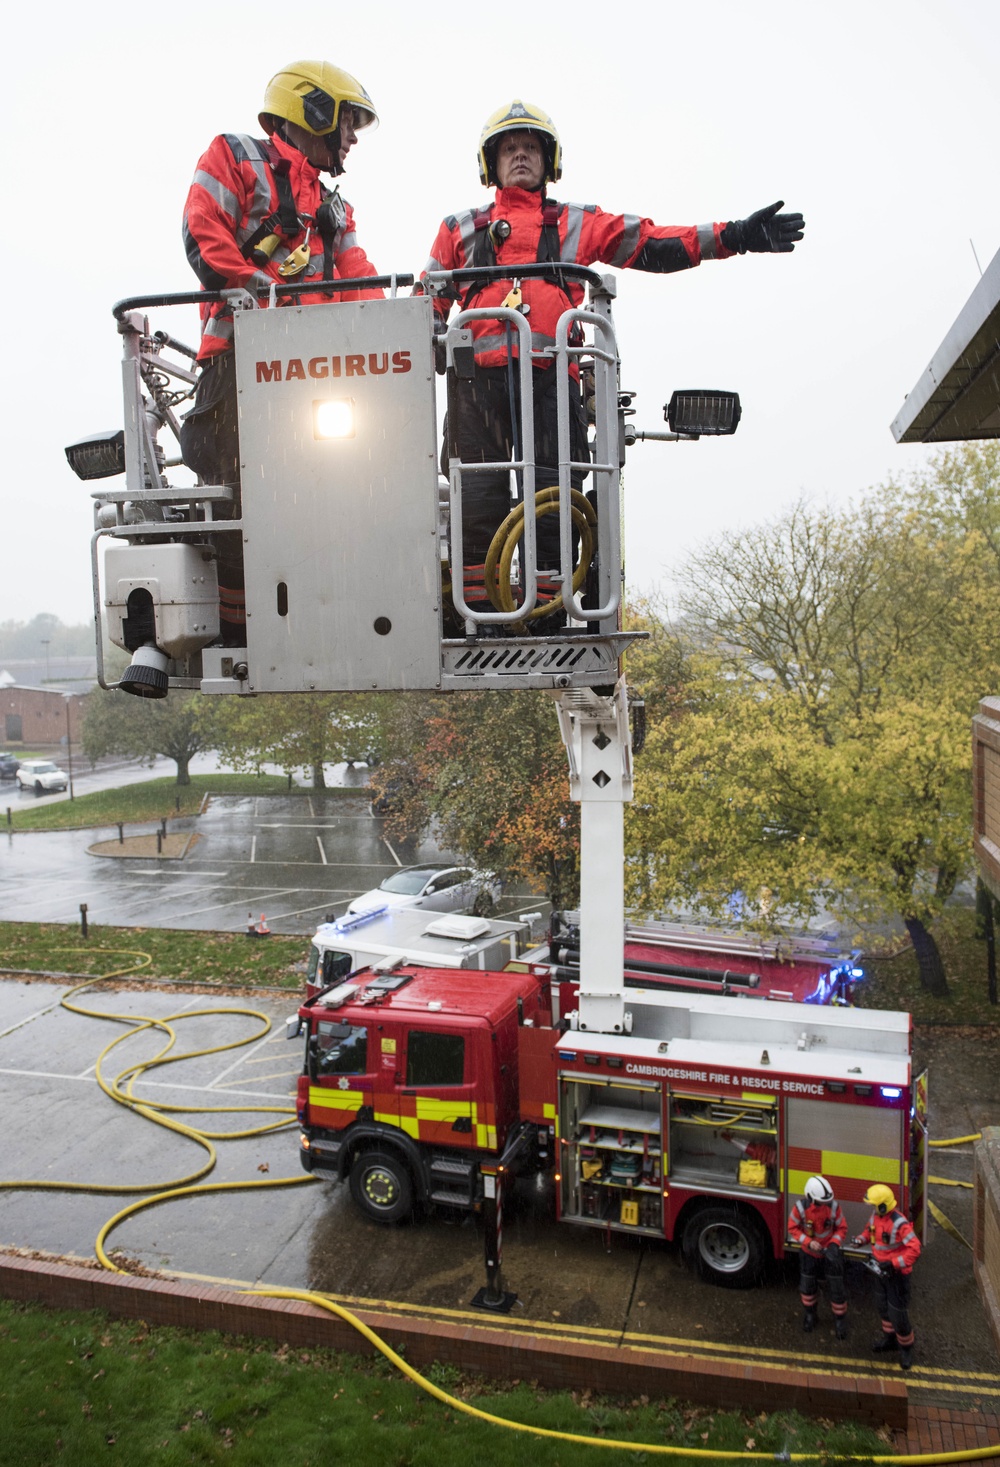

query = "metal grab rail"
[[435, 271, 621, 631]]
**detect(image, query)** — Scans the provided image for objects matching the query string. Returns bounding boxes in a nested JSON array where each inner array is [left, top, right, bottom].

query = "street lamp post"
[[64, 695, 75, 800]]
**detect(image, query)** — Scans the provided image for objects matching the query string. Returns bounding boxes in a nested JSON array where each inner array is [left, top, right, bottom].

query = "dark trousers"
[[445, 363, 589, 569], [179, 352, 245, 641], [874, 1269, 914, 1344], [799, 1242, 847, 1313]]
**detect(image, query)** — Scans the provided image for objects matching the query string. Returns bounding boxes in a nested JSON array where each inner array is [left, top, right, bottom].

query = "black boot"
[[834, 1317, 848, 1340], [899, 1345, 913, 1370], [802, 1307, 817, 1333], [871, 1333, 898, 1352]]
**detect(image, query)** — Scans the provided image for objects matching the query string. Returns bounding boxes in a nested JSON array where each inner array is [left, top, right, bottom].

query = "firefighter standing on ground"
[[418, 99, 805, 626], [787, 1175, 849, 1338], [856, 1183, 921, 1370], [180, 60, 382, 640]]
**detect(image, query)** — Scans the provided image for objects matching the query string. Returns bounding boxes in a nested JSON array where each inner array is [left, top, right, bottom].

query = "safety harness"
[[460, 198, 569, 310], [239, 140, 345, 284]]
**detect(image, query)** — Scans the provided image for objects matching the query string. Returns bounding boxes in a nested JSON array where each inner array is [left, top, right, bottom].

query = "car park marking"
[[383, 838, 403, 865], [316, 837, 327, 865]]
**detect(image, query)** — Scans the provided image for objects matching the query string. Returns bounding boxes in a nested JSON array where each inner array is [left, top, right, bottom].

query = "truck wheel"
[[681, 1205, 769, 1288], [349, 1150, 414, 1223]]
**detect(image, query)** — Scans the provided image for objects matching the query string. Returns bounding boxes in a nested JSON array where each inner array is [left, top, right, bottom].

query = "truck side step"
[[428, 1154, 477, 1207]]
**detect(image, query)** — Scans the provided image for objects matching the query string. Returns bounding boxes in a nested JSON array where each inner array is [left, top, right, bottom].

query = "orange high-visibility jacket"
[[183, 130, 380, 361], [418, 184, 732, 368]]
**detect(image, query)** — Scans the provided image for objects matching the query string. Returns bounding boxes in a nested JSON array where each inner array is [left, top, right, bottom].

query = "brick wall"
[[974, 1126, 1000, 1357], [1, 686, 87, 746], [974, 699, 1000, 902], [0, 1254, 907, 1428]]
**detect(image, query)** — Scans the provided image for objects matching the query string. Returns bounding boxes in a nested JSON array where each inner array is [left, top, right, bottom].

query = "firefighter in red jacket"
[[180, 60, 381, 640], [418, 99, 804, 628], [787, 1175, 849, 1338], [855, 1183, 921, 1370]]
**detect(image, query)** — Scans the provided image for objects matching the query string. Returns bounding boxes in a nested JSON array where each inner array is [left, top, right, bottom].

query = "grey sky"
[[8, 0, 999, 625]]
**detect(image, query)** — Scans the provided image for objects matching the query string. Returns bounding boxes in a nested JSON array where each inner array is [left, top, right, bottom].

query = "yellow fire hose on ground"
[[2, 956, 996, 1461]]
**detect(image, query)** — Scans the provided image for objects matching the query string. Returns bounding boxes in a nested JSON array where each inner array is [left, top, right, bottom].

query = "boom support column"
[[553, 681, 633, 1034]]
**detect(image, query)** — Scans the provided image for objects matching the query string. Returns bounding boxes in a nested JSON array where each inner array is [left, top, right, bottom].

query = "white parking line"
[[307, 796, 315, 819], [383, 837, 403, 866], [209, 1027, 276, 1089], [0, 996, 68, 1039], [250, 834, 257, 863], [316, 837, 327, 865]]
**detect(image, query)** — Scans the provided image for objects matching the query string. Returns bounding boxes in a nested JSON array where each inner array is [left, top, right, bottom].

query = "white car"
[[347, 863, 501, 918], [16, 759, 69, 794]]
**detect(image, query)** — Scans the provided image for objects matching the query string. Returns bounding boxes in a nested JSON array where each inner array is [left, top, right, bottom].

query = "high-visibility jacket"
[[863, 1208, 921, 1275], [417, 184, 733, 369], [183, 130, 381, 361], [788, 1198, 848, 1251]]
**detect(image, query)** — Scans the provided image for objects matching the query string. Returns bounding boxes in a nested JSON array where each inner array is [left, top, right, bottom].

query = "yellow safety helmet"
[[260, 60, 378, 138], [478, 99, 561, 187], [864, 1184, 897, 1214]]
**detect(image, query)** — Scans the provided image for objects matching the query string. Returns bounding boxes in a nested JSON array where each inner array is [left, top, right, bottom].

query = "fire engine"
[[289, 963, 926, 1288], [545, 911, 865, 1006], [68, 261, 921, 1295]]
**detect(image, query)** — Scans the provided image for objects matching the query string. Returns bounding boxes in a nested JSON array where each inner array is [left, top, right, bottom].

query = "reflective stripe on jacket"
[[866, 1208, 921, 1274], [417, 185, 732, 369], [788, 1198, 847, 1250], [183, 131, 381, 361]]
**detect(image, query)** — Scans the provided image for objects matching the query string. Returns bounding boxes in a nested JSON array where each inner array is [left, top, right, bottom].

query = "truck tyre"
[[681, 1204, 769, 1288], [349, 1150, 414, 1224]]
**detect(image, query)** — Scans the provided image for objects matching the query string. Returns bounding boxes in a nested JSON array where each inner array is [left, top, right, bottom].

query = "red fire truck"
[[546, 911, 864, 1005], [291, 962, 925, 1288]]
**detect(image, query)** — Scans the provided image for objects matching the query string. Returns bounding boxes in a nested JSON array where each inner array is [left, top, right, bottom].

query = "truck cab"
[[293, 966, 551, 1220]]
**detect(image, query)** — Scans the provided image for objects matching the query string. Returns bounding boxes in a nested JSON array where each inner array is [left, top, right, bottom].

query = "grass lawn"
[[0, 922, 307, 990], [3, 773, 363, 832], [859, 905, 1000, 1025], [0, 1299, 889, 1467]]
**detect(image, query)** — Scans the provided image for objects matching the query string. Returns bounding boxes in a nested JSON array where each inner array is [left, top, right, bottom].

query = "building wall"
[[974, 1126, 1000, 1358], [1, 686, 87, 747], [973, 698, 1000, 903]]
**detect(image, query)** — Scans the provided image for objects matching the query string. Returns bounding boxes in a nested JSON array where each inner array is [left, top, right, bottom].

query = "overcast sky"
[[7, 0, 999, 627]]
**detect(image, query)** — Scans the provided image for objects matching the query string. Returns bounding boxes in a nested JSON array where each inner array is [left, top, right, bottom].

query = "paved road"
[[0, 976, 995, 1411], [0, 786, 545, 938]]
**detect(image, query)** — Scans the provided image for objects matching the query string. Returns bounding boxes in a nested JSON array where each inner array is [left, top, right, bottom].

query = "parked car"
[[15, 759, 69, 794], [347, 863, 501, 918], [0, 754, 19, 780]]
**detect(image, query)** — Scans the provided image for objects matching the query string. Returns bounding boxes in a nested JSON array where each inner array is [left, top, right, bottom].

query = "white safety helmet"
[[804, 1175, 834, 1205]]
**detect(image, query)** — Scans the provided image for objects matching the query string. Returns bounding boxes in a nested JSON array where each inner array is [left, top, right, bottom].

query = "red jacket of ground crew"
[[863, 1208, 922, 1274], [182, 130, 381, 361], [417, 185, 733, 369], [788, 1198, 848, 1251]]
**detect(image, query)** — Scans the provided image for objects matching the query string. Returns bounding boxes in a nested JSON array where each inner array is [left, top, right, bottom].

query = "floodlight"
[[665, 391, 742, 438], [64, 430, 126, 480]]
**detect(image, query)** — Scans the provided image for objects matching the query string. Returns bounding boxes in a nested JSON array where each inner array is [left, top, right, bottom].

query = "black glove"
[[880, 1261, 895, 1279], [722, 201, 805, 255]]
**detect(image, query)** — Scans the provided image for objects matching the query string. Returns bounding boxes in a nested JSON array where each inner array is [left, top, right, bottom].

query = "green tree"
[[630, 449, 1000, 997], [371, 690, 579, 907], [82, 689, 214, 785], [202, 692, 380, 788]]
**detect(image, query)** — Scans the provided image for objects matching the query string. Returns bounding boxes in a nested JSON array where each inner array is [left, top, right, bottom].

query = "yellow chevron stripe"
[[309, 1086, 362, 1111], [415, 1097, 473, 1122]]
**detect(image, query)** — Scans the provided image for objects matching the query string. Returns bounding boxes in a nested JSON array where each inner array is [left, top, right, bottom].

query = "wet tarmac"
[[0, 788, 505, 937], [0, 976, 996, 1409]]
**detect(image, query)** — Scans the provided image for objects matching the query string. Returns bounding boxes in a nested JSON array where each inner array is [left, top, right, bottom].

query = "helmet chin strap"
[[276, 120, 346, 177]]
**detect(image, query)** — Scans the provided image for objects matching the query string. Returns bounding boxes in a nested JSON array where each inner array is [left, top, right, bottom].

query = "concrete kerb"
[[0, 1254, 908, 1429]]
